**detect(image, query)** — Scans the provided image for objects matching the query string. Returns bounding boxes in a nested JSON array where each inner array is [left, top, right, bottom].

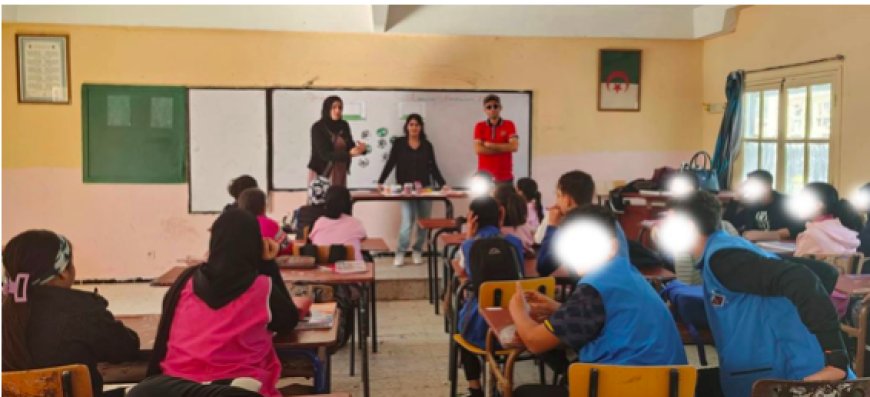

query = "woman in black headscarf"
[[134, 209, 297, 397], [307, 96, 366, 187]]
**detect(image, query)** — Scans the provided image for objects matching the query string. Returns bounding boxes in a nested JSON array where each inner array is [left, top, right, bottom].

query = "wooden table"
[[291, 238, 390, 253], [479, 307, 524, 397], [755, 240, 796, 256], [102, 308, 341, 390], [351, 191, 468, 218], [149, 264, 376, 397]]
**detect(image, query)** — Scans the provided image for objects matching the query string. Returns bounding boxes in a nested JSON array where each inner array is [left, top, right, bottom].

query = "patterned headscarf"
[[308, 176, 331, 205]]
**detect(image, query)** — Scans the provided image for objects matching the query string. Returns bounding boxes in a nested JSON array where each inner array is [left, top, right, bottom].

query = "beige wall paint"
[[702, 5, 870, 192], [2, 22, 704, 278]]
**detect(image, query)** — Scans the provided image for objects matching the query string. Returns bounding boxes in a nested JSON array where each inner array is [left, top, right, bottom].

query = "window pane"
[[785, 143, 805, 194], [742, 91, 760, 138], [761, 90, 779, 139], [107, 95, 132, 127], [743, 141, 759, 176], [760, 142, 777, 186], [151, 97, 174, 129], [808, 143, 829, 183], [809, 83, 832, 139], [787, 86, 807, 139]]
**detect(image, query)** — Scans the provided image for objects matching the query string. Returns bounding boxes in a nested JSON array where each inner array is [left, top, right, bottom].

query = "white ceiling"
[[1, 5, 741, 40]]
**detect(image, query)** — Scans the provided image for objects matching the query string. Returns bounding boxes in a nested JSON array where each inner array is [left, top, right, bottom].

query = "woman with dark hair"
[[2, 230, 140, 397], [377, 113, 448, 266], [517, 177, 543, 230], [224, 175, 259, 212], [307, 96, 366, 187], [238, 188, 293, 257], [494, 184, 535, 254], [794, 182, 861, 257], [309, 185, 368, 261]]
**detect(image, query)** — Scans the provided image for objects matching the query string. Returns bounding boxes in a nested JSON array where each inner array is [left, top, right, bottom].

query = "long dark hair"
[[320, 96, 343, 122], [324, 186, 352, 219], [2, 230, 72, 371], [517, 177, 543, 222], [495, 184, 528, 228], [403, 113, 427, 141], [804, 182, 863, 232]]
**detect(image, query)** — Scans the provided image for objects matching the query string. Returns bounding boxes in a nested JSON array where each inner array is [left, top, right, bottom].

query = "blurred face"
[[484, 100, 501, 120], [330, 101, 343, 121], [407, 119, 422, 138], [740, 178, 773, 205]]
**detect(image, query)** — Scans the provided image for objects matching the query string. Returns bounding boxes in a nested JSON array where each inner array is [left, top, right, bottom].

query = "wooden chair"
[[751, 378, 870, 397], [567, 363, 697, 397], [447, 277, 556, 397], [802, 253, 866, 275], [2, 364, 93, 397], [291, 244, 355, 263]]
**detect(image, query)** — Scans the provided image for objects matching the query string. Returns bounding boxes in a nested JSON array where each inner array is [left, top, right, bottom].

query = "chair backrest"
[[751, 378, 870, 396], [802, 253, 865, 275], [2, 364, 93, 397], [567, 363, 697, 397], [478, 277, 556, 309], [292, 244, 355, 263]]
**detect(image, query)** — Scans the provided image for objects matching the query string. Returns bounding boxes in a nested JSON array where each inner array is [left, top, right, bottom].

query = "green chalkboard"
[[82, 85, 187, 183]]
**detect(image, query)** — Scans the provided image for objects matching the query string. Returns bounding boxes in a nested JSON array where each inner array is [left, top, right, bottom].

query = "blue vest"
[[701, 231, 830, 397], [579, 255, 688, 366]]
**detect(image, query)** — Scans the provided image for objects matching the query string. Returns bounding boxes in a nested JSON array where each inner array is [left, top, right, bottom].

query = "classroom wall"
[[701, 5, 870, 192], [2, 23, 702, 279]]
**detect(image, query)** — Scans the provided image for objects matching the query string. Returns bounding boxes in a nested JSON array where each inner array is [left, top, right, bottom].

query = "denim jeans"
[[398, 200, 432, 252]]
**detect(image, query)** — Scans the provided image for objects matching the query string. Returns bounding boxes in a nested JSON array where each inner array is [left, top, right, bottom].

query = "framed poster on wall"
[[16, 34, 70, 104], [598, 49, 641, 112]]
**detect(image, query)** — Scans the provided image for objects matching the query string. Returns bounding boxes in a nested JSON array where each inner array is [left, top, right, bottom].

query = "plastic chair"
[[567, 363, 697, 397], [2, 364, 93, 397]]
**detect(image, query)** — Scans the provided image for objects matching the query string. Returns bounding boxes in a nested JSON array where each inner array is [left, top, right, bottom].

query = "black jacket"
[[723, 191, 805, 238], [307, 119, 355, 176], [377, 137, 446, 187], [25, 286, 140, 396]]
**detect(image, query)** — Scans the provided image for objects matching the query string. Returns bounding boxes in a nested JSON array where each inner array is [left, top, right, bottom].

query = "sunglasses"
[[485, 104, 501, 110]]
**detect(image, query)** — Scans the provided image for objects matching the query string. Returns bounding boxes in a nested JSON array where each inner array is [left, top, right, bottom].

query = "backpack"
[[467, 235, 523, 294]]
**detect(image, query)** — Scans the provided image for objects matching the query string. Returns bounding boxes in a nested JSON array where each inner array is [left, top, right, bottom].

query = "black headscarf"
[[147, 209, 262, 375], [320, 96, 345, 132]]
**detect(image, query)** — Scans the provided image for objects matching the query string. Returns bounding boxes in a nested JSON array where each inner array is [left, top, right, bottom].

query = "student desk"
[[617, 191, 735, 245], [149, 264, 377, 397], [350, 190, 468, 219], [480, 307, 525, 397], [755, 240, 797, 256], [418, 218, 462, 311], [101, 307, 341, 391], [291, 238, 391, 253]]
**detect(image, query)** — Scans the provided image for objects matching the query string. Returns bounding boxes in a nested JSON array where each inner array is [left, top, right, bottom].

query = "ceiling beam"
[[371, 5, 389, 33]]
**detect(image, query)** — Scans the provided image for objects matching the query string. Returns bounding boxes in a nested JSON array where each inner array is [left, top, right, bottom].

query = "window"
[[739, 65, 840, 194], [83, 85, 187, 183]]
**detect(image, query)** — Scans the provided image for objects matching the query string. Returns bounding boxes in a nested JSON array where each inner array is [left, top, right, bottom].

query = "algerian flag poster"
[[598, 49, 641, 111]]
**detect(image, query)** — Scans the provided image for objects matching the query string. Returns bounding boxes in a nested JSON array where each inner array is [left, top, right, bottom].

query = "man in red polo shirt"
[[474, 94, 519, 185]]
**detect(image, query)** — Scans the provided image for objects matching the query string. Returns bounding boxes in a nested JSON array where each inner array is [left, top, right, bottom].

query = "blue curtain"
[[711, 70, 745, 190]]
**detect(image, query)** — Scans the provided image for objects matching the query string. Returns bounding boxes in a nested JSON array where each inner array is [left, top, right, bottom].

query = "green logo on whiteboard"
[[376, 128, 389, 137]]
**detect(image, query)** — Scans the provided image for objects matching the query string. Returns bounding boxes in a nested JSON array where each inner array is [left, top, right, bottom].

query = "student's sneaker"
[[412, 251, 423, 264], [393, 251, 407, 267]]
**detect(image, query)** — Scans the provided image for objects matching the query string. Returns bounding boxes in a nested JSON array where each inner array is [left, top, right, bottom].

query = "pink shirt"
[[501, 225, 536, 256], [525, 200, 540, 231], [258, 215, 292, 256], [161, 276, 281, 397], [309, 214, 367, 261], [795, 218, 860, 257]]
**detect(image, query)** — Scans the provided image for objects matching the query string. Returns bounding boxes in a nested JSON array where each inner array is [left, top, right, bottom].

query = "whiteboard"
[[189, 89, 268, 213], [271, 89, 531, 190]]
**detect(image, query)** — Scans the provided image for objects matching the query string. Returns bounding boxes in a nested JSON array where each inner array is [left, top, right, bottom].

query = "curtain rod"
[[745, 55, 845, 74]]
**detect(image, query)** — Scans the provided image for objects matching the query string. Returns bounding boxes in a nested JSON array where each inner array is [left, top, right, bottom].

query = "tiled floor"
[[76, 256, 717, 397]]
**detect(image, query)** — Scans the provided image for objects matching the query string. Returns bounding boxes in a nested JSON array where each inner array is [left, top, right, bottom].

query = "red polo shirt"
[[474, 118, 517, 182]]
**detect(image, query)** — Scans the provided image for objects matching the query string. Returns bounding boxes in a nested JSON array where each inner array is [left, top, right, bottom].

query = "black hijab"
[[320, 96, 345, 133], [147, 209, 262, 375]]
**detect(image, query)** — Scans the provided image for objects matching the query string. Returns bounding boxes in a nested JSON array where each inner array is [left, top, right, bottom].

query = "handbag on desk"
[[683, 151, 720, 192]]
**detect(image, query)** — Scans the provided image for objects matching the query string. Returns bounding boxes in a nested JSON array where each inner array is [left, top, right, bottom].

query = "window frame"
[[734, 62, 842, 192]]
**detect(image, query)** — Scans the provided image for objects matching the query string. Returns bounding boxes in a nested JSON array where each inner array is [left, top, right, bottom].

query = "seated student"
[[134, 209, 298, 397], [536, 170, 628, 276], [2, 230, 140, 397], [723, 169, 804, 241], [494, 184, 535, 255], [517, 177, 543, 231], [794, 182, 862, 257], [224, 175, 259, 212], [309, 185, 367, 261], [294, 177, 330, 239], [451, 196, 524, 397], [238, 187, 293, 257], [510, 206, 687, 397], [669, 191, 851, 397]]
